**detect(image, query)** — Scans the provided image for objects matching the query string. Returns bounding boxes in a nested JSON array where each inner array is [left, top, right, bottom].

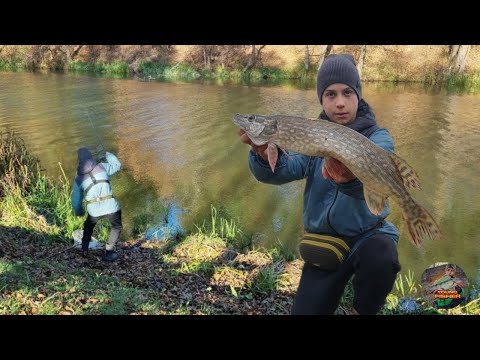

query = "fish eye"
[[248, 116, 254, 121]]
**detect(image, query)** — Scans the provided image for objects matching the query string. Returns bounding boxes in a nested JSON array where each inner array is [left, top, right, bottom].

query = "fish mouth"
[[232, 113, 248, 124], [233, 113, 248, 118]]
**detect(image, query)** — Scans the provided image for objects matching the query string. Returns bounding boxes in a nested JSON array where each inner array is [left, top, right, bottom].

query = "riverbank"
[[1, 132, 478, 315], [2, 45, 480, 92]]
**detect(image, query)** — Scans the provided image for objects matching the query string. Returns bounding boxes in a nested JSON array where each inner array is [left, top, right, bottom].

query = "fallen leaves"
[[0, 228, 302, 315]]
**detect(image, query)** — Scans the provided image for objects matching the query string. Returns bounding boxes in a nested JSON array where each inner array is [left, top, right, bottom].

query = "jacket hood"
[[77, 147, 97, 175]]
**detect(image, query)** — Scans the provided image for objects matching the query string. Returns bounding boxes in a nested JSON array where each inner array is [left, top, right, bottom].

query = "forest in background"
[[0, 45, 478, 86]]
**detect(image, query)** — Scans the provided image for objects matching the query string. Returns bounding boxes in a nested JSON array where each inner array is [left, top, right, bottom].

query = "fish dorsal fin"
[[363, 186, 388, 216], [388, 153, 421, 190]]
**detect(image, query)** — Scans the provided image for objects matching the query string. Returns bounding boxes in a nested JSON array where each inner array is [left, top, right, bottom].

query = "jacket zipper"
[[326, 186, 340, 236]]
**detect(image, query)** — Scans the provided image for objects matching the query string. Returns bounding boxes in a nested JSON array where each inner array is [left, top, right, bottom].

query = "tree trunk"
[[318, 45, 333, 70], [448, 45, 471, 74], [304, 45, 310, 71], [357, 45, 367, 78], [70, 45, 84, 60], [243, 45, 266, 72], [203, 46, 207, 69], [203, 45, 211, 70]]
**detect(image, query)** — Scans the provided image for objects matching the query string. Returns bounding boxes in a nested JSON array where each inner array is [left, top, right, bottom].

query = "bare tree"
[[203, 45, 212, 70], [83, 45, 102, 63], [70, 45, 84, 61], [21, 45, 67, 70], [185, 45, 245, 70], [103, 45, 121, 62], [448, 45, 471, 74], [357, 45, 367, 78], [317, 45, 333, 70], [243, 45, 266, 72], [215, 45, 246, 69], [304, 45, 310, 71]]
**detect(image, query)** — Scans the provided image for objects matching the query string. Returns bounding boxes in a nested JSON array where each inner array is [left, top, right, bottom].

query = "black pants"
[[292, 233, 401, 315], [82, 210, 122, 251]]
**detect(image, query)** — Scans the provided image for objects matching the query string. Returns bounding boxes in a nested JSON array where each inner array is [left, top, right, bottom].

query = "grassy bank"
[[0, 132, 110, 242], [4, 44, 480, 92], [0, 132, 478, 315], [69, 60, 304, 85], [4, 58, 480, 93]]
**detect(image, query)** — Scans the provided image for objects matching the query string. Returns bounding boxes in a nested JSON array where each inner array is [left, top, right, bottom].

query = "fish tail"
[[401, 197, 442, 247]]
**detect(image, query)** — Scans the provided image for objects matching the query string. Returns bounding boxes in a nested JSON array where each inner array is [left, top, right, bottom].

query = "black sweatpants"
[[292, 233, 401, 315], [82, 210, 122, 251]]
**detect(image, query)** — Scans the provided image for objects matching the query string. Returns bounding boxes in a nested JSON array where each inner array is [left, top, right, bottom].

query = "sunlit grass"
[[394, 270, 419, 298], [194, 205, 241, 242], [249, 264, 280, 294], [138, 61, 200, 80], [424, 70, 480, 93], [0, 58, 24, 71], [68, 61, 130, 77]]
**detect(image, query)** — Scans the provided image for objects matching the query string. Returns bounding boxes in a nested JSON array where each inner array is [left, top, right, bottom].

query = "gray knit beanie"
[[317, 54, 362, 104]]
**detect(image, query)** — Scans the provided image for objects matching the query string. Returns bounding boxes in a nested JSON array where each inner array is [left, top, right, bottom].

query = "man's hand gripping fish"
[[233, 113, 443, 248]]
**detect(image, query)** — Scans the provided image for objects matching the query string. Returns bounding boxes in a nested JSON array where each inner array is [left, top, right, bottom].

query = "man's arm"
[[239, 129, 311, 185], [101, 152, 122, 176], [249, 149, 311, 185], [71, 180, 85, 216]]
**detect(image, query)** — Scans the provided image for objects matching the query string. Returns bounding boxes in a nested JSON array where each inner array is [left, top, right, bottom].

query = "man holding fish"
[[235, 54, 440, 315]]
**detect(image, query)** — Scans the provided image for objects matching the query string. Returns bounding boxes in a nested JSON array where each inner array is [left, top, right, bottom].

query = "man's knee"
[[111, 223, 123, 231], [357, 234, 401, 273], [110, 211, 123, 230], [84, 215, 98, 227]]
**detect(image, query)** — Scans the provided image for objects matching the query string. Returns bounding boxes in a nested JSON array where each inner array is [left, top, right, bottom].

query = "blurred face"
[[446, 267, 455, 276], [322, 83, 358, 125]]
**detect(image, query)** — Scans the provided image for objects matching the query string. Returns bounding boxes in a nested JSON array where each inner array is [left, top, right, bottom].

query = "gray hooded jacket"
[[71, 148, 121, 217]]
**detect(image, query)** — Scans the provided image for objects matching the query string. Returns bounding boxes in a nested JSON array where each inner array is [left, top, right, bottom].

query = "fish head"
[[232, 113, 278, 146]]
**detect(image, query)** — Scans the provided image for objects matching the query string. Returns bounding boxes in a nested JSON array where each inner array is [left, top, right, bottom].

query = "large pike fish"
[[428, 277, 464, 293], [233, 113, 442, 247]]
